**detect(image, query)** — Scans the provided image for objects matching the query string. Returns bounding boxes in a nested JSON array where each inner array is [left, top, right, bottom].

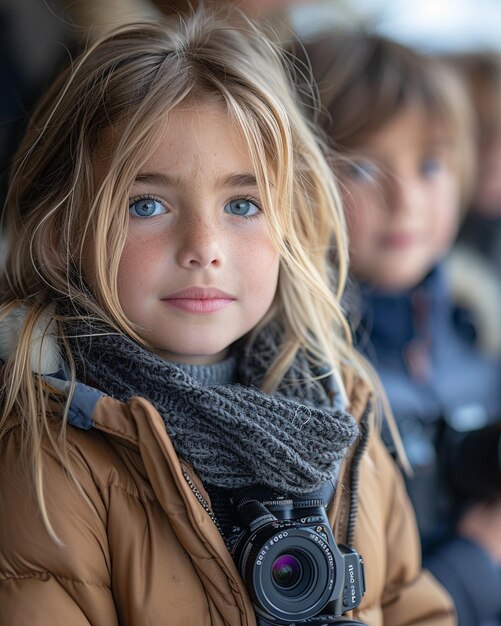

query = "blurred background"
[[292, 0, 501, 51]]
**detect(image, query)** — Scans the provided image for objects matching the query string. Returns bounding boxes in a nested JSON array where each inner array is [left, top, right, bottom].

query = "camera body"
[[228, 482, 365, 626]]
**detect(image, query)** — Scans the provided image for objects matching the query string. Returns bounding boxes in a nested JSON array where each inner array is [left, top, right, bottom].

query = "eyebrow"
[[221, 173, 258, 188], [134, 172, 173, 187], [133, 172, 258, 188]]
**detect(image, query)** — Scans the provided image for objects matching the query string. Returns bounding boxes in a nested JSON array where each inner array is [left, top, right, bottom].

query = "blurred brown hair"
[[298, 30, 476, 203], [449, 51, 501, 139]]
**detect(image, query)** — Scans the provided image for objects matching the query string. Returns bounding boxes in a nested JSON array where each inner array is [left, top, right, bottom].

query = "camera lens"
[[239, 526, 337, 621], [268, 547, 315, 600], [271, 554, 303, 589]]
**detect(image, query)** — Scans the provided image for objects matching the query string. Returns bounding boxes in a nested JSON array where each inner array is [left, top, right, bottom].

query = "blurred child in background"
[[302, 30, 501, 626]]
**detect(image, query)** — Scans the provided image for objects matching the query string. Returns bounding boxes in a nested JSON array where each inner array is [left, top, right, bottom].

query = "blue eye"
[[421, 158, 442, 176], [129, 197, 166, 218], [224, 198, 260, 217]]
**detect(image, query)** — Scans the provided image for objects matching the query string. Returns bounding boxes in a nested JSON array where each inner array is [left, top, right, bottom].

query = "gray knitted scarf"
[[65, 318, 359, 495]]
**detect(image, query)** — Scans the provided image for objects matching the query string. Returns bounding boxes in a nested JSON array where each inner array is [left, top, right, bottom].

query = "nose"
[[175, 213, 224, 269], [385, 174, 425, 216]]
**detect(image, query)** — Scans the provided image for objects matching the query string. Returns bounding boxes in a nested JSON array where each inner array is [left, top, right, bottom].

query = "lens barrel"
[[239, 526, 337, 622]]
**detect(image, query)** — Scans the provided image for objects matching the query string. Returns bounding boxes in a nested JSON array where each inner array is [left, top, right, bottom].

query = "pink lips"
[[161, 287, 235, 314]]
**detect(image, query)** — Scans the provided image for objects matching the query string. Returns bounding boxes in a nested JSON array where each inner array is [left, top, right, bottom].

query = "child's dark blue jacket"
[[354, 262, 501, 626]]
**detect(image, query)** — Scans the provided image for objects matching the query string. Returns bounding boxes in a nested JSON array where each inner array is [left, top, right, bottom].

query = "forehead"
[[93, 98, 252, 172], [358, 105, 452, 154], [139, 102, 255, 177]]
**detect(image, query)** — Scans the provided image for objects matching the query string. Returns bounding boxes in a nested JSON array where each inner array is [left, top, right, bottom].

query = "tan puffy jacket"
[[0, 371, 455, 626]]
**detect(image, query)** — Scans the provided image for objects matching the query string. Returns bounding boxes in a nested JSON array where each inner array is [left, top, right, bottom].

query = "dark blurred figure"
[[300, 30, 501, 626], [0, 8, 31, 211], [0, 1, 73, 216], [452, 52, 501, 278]]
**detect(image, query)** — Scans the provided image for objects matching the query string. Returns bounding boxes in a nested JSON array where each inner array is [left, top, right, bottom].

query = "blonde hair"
[[0, 9, 373, 540], [300, 29, 476, 205]]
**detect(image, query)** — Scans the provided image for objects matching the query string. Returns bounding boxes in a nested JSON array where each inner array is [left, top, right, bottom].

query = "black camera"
[[228, 482, 366, 626]]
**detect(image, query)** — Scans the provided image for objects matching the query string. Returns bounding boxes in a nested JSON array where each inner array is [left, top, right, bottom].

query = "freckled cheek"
[[117, 237, 167, 308], [260, 250, 280, 292], [237, 236, 279, 297]]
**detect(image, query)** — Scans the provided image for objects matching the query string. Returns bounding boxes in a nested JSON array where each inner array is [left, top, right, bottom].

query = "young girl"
[[303, 30, 501, 626], [0, 11, 454, 626]]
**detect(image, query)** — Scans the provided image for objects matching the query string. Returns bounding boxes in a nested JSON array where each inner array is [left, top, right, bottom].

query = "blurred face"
[[341, 107, 460, 292], [114, 102, 279, 364]]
